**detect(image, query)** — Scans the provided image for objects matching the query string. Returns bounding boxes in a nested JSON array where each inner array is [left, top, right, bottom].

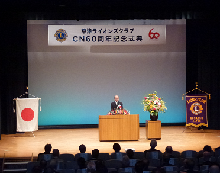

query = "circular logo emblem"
[[21, 108, 34, 121], [190, 102, 203, 115], [54, 29, 68, 43]]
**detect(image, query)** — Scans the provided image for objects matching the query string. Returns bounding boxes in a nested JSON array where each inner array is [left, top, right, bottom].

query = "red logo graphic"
[[148, 28, 160, 39], [21, 108, 34, 121]]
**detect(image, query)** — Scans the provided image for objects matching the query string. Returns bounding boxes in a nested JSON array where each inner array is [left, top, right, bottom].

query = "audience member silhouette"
[[77, 157, 87, 169], [37, 144, 53, 162], [135, 159, 150, 173], [87, 160, 96, 173], [209, 165, 220, 173], [113, 143, 121, 152], [44, 144, 52, 154], [91, 149, 99, 160], [126, 149, 134, 159], [144, 139, 161, 159], [122, 155, 130, 168], [79, 144, 86, 153]]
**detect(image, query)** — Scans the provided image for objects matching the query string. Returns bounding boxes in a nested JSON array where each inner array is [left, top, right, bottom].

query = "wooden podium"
[[146, 120, 161, 140], [99, 114, 139, 141]]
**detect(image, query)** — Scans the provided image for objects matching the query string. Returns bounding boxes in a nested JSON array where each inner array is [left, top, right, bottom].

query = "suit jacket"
[[111, 101, 123, 110]]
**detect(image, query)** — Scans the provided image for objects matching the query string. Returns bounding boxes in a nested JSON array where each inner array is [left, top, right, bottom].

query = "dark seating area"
[[1, 142, 220, 173]]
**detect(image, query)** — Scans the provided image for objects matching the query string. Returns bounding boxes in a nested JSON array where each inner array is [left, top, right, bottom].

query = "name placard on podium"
[[15, 98, 40, 132]]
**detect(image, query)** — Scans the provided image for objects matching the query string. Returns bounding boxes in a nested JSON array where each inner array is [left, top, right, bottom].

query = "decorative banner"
[[48, 25, 166, 46], [186, 95, 208, 127], [16, 98, 40, 132]]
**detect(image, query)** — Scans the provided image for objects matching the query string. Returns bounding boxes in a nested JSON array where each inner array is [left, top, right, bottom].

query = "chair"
[[26, 161, 40, 173], [98, 153, 110, 161], [181, 150, 197, 158], [60, 154, 75, 162], [149, 159, 161, 167], [118, 167, 135, 173], [76, 168, 87, 173], [200, 165, 209, 173], [199, 156, 216, 164], [65, 161, 78, 170], [105, 159, 123, 169], [168, 158, 180, 166], [129, 159, 138, 167], [145, 151, 163, 160], [163, 166, 179, 172], [75, 153, 91, 161], [107, 168, 117, 173], [171, 151, 181, 158], [111, 152, 126, 160], [37, 153, 53, 161], [133, 152, 145, 160]]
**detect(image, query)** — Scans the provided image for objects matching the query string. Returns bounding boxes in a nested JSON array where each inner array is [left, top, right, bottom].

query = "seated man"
[[37, 144, 53, 161], [111, 95, 123, 111], [144, 139, 162, 159], [111, 143, 125, 160], [75, 144, 91, 161]]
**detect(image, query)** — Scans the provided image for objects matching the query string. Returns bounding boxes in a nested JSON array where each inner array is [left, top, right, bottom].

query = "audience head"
[[126, 149, 134, 159], [122, 155, 130, 167], [87, 160, 96, 173], [44, 144, 52, 154], [203, 145, 212, 153], [77, 157, 86, 169], [79, 144, 86, 153], [165, 146, 173, 153], [150, 139, 157, 149], [184, 159, 195, 171], [135, 159, 149, 173], [209, 165, 220, 173], [53, 149, 59, 158], [113, 143, 121, 152], [92, 149, 99, 159], [203, 151, 211, 161]]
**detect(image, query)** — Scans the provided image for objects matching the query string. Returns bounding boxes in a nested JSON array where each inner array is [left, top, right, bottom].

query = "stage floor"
[[1, 126, 220, 158]]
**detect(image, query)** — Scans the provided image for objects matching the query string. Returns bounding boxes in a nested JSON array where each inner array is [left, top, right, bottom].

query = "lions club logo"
[[190, 102, 203, 115], [54, 29, 68, 43]]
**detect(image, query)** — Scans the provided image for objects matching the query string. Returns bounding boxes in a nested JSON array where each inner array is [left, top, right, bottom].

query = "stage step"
[[3, 161, 28, 172]]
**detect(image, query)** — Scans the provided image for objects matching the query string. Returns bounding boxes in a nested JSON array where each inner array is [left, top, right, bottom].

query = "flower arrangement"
[[107, 109, 130, 115], [142, 91, 167, 115]]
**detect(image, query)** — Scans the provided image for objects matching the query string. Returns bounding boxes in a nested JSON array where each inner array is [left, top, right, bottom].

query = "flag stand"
[[182, 82, 211, 133], [13, 86, 41, 136]]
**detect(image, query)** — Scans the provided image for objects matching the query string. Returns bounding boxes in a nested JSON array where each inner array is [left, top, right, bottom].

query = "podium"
[[99, 114, 139, 141], [146, 120, 161, 140]]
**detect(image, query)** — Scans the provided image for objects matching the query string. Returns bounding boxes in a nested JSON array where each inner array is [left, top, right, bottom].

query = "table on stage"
[[99, 114, 139, 141]]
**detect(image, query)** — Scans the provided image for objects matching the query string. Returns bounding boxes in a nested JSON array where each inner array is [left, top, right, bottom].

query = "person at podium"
[[111, 95, 123, 110]]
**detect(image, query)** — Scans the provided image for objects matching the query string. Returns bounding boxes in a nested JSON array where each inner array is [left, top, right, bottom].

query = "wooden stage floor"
[[1, 126, 220, 158]]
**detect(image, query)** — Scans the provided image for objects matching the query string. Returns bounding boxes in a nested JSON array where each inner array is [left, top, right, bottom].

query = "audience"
[[33, 143, 220, 173]]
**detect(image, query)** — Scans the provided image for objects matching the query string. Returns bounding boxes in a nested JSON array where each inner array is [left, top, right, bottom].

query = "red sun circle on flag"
[[21, 108, 34, 121]]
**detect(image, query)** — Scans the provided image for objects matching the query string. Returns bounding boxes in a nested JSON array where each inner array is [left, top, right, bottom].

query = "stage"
[[1, 126, 220, 158]]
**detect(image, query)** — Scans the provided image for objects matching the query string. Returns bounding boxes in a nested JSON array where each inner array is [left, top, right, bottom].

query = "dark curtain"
[[186, 19, 220, 129], [1, 19, 28, 134]]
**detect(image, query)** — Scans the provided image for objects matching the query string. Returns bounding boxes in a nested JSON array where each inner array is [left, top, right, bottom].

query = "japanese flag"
[[16, 98, 40, 132]]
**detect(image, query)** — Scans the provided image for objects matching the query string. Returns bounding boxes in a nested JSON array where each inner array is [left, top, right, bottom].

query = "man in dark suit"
[[111, 95, 123, 110]]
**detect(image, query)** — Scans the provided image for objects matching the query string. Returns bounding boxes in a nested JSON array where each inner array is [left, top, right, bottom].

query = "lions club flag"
[[16, 98, 40, 132]]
